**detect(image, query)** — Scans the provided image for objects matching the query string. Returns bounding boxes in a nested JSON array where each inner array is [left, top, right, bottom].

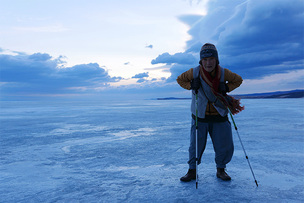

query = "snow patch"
[[61, 146, 70, 153]]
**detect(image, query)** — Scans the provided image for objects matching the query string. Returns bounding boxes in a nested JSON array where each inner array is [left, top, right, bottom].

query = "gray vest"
[[191, 66, 228, 118]]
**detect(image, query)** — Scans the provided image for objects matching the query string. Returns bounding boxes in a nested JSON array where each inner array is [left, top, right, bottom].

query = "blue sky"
[[1, 0, 303, 100]]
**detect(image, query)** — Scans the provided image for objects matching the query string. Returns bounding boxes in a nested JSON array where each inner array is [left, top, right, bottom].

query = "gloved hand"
[[190, 78, 201, 93], [219, 82, 229, 95]]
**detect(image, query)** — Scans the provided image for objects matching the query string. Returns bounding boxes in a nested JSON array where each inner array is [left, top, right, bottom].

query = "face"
[[201, 57, 217, 72]]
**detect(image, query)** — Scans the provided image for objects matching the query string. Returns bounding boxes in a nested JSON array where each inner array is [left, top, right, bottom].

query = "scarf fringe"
[[215, 93, 244, 115], [200, 65, 244, 115], [225, 95, 245, 115]]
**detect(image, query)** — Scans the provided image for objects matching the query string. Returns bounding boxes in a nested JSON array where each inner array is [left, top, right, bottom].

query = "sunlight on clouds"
[[101, 54, 172, 80], [109, 78, 138, 87], [148, 68, 171, 79], [186, 0, 209, 15], [236, 69, 304, 94], [109, 75, 169, 87], [245, 70, 304, 85], [0, 0, 209, 82]]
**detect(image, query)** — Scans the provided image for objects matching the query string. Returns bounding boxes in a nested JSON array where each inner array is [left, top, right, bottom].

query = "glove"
[[190, 78, 201, 93], [219, 82, 229, 95]]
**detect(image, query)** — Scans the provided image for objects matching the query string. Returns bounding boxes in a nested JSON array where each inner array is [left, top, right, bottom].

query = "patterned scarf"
[[200, 65, 244, 115]]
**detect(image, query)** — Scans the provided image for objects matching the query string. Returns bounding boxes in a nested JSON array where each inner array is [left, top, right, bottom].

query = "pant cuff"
[[216, 164, 226, 169]]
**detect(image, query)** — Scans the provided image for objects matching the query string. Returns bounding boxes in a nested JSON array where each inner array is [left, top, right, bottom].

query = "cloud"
[[28, 53, 52, 61], [0, 51, 120, 96], [136, 78, 147, 83], [131, 72, 150, 83], [151, 52, 197, 65], [132, 72, 149, 79], [214, 0, 304, 78], [154, 0, 304, 82], [145, 45, 153, 49]]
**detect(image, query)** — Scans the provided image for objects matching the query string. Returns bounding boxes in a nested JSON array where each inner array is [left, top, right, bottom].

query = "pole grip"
[[195, 92, 199, 189]]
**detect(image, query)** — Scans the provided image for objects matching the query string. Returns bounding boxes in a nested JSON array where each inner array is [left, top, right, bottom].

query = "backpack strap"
[[220, 67, 225, 82], [193, 65, 200, 79]]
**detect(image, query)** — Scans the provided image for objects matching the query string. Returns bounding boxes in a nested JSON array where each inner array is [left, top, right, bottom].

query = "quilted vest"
[[191, 66, 228, 118]]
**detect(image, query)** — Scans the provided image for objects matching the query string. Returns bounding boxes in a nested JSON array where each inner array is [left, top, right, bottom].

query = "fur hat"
[[200, 43, 219, 64]]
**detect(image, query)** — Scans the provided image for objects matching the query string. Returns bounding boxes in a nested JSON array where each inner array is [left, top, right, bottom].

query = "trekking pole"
[[228, 110, 258, 187], [195, 90, 199, 189]]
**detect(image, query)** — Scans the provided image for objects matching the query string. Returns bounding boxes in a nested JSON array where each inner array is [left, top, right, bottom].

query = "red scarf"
[[200, 65, 244, 115]]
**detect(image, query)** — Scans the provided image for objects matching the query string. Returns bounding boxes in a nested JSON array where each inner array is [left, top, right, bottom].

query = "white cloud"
[[145, 45, 153, 49]]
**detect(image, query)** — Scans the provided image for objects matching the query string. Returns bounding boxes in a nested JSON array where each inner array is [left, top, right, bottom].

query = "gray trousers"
[[188, 118, 234, 169]]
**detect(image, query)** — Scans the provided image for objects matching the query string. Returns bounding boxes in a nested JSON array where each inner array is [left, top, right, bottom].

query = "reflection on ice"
[[112, 128, 155, 140], [50, 124, 108, 136], [59, 127, 155, 153], [61, 146, 71, 153]]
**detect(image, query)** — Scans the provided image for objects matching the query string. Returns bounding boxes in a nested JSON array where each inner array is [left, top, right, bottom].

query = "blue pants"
[[188, 118, 234, 169]]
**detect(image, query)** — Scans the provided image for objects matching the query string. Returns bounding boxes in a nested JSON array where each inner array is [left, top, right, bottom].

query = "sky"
[[0, 0, 303, 100]]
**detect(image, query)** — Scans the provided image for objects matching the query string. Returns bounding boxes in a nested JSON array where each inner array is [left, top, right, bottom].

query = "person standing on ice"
[[177, 43, 244, 182]]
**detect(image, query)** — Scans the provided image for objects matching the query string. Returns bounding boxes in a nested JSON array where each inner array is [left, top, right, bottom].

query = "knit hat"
[[200, 43, 219, 64]]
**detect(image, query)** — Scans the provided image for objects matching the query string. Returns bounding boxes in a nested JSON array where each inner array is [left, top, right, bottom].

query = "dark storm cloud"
[[153, 0, 304, 80], [0, 51, 120, 95]]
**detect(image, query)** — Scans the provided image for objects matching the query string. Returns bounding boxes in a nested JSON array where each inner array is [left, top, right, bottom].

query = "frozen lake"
[[0, 98, 304, 202]]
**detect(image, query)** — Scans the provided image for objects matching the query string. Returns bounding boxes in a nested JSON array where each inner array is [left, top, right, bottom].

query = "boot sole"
[[216, 174, 231, 181], [180, 177, 196, 182], [180, 174, 197, 182]]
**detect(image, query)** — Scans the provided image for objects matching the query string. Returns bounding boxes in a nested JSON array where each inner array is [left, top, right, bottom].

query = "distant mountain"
[[156, 89, 304, 100], [234, 89, 304, 99], [156, 97, 190, 100]]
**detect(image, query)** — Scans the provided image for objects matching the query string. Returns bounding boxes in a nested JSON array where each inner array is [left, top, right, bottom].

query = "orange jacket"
[[176, 66, 243, 115]]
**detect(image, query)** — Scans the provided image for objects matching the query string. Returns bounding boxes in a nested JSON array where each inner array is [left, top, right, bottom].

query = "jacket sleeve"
[[176, 68, 194, 90], [224, 68, 243, 92]]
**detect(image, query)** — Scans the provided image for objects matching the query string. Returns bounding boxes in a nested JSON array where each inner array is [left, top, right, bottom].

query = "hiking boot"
[[180, 169, 196, 182], [216, 168, 231, 181]]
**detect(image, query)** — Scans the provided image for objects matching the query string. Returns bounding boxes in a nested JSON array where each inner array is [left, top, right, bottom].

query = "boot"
[[216, 168, 231, 181], [180, 169, 196, 182]]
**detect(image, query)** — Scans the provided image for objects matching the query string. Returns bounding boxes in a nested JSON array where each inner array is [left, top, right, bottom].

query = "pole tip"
[[255, 180, 258, 187]]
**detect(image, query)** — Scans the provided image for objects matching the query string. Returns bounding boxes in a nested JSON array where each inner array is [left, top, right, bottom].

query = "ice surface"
[[0, 99, 303, 202]]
